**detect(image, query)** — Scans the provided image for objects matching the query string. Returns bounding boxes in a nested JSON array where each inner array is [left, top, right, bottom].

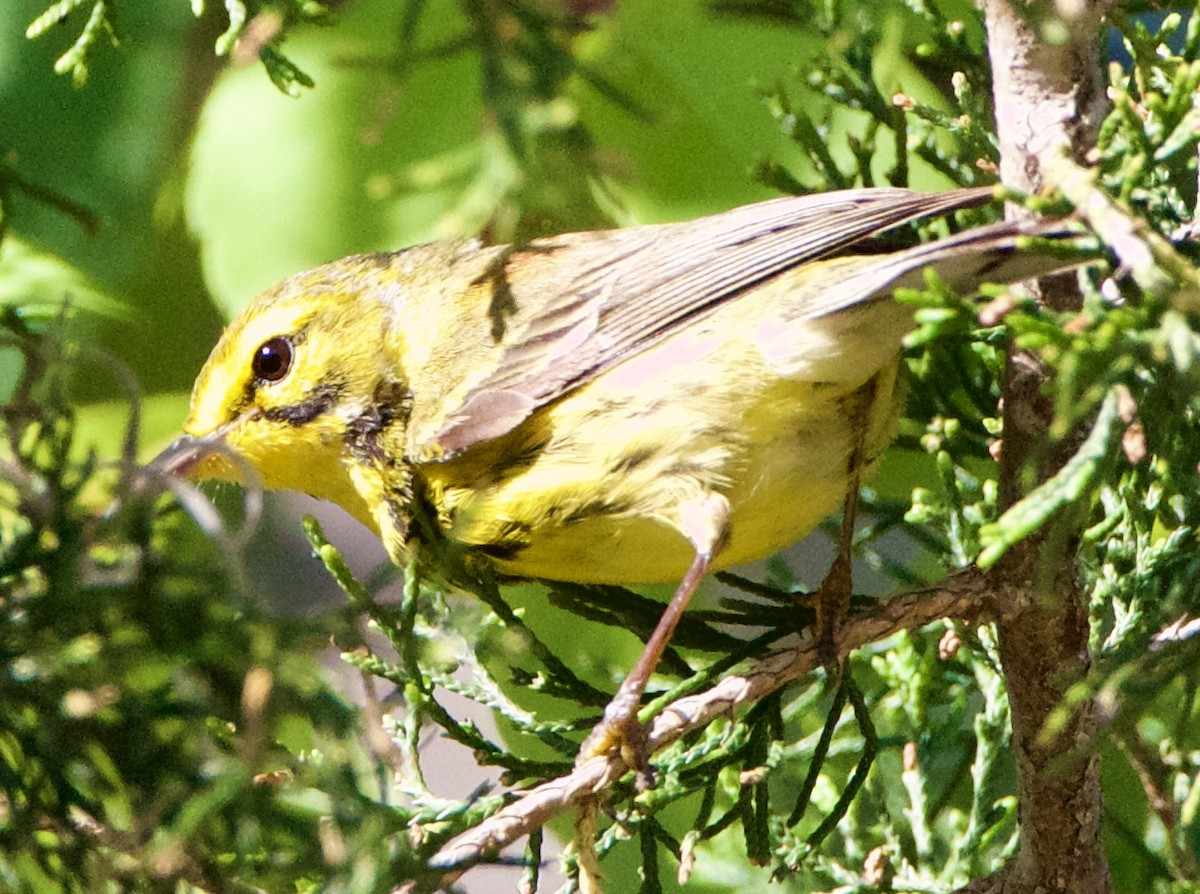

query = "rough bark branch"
[[982, 3, 1113, 892], [403, 570, 992, 892]]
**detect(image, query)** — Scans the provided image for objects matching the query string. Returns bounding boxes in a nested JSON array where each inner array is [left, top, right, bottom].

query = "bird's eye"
[[252, 336, 294, 384]]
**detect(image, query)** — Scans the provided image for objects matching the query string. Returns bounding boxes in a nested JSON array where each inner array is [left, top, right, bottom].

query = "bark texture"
[[980, 3, 1113, 892]]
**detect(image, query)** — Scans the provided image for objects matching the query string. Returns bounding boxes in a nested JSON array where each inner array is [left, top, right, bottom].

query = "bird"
[[153, 185, 1083, 770]]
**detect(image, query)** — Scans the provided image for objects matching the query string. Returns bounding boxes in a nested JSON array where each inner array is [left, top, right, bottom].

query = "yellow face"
[[172, 263, 403, 531]]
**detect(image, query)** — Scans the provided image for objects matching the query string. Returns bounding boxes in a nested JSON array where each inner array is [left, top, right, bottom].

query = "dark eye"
[[252, 336, 294, 384]]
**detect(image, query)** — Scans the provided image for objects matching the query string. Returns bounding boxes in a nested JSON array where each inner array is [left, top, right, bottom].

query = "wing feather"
[[429, 187, 997, 456]]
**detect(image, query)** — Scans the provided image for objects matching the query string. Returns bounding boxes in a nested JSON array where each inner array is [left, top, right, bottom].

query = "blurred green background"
[[2, 0, 841, 432]]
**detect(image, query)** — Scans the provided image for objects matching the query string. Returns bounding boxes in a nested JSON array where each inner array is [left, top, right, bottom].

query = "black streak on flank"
[[610, 445, 656, 474], [262, 381, 345, 427], [346, 379, 413, 464], [477, 537, 530, 556], [561, 494, 634, 526], [474, 519, 533, 561], [484, 433, 548, 483], [475, 539, 529, 562], [475, 542, 527, 561]]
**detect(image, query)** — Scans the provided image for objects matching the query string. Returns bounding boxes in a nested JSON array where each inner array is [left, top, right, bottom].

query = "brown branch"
[[981, 3, 1113, 892], [402, 570, 992, 892]]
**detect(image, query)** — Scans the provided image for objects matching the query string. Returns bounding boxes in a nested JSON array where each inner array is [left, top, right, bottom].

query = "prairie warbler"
[[156, 187, 1082, 765]]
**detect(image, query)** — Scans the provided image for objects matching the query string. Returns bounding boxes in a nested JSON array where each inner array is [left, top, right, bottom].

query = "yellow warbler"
[[156, 187, 1080, 762]]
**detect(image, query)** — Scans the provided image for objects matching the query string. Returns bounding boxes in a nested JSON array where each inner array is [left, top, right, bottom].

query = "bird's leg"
[[813, 465, 860, 677], [578, 493, 730, 788], [812, 377, 878, 677]]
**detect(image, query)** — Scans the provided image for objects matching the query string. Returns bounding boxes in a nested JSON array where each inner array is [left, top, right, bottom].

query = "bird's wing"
[[421, 186, 996, 457]]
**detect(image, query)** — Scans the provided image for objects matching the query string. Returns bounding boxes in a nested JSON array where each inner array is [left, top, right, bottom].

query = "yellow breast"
[[420, 284, 911, 584]]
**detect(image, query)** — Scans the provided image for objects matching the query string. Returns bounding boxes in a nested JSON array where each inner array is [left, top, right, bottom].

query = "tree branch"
[[404, 570, 992, 892], [982, 3, 1113, 892]]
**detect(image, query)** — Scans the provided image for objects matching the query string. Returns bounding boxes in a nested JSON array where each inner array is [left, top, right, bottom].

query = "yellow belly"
[[421, 292, 910, 584]]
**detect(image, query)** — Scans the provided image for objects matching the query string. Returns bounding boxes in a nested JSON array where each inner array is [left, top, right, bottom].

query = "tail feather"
[[806, 218, 1091, 320]]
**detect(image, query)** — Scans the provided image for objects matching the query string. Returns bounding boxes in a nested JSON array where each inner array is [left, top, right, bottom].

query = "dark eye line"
[[261, 380, 346, 427]]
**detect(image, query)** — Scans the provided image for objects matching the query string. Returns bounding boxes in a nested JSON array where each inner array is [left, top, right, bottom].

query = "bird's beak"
[[139, 428, 263, 541], [150, 431, 228, 480]]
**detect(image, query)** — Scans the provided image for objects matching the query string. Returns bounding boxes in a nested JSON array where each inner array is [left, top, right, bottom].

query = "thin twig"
[[408, 570, 991, 890]]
